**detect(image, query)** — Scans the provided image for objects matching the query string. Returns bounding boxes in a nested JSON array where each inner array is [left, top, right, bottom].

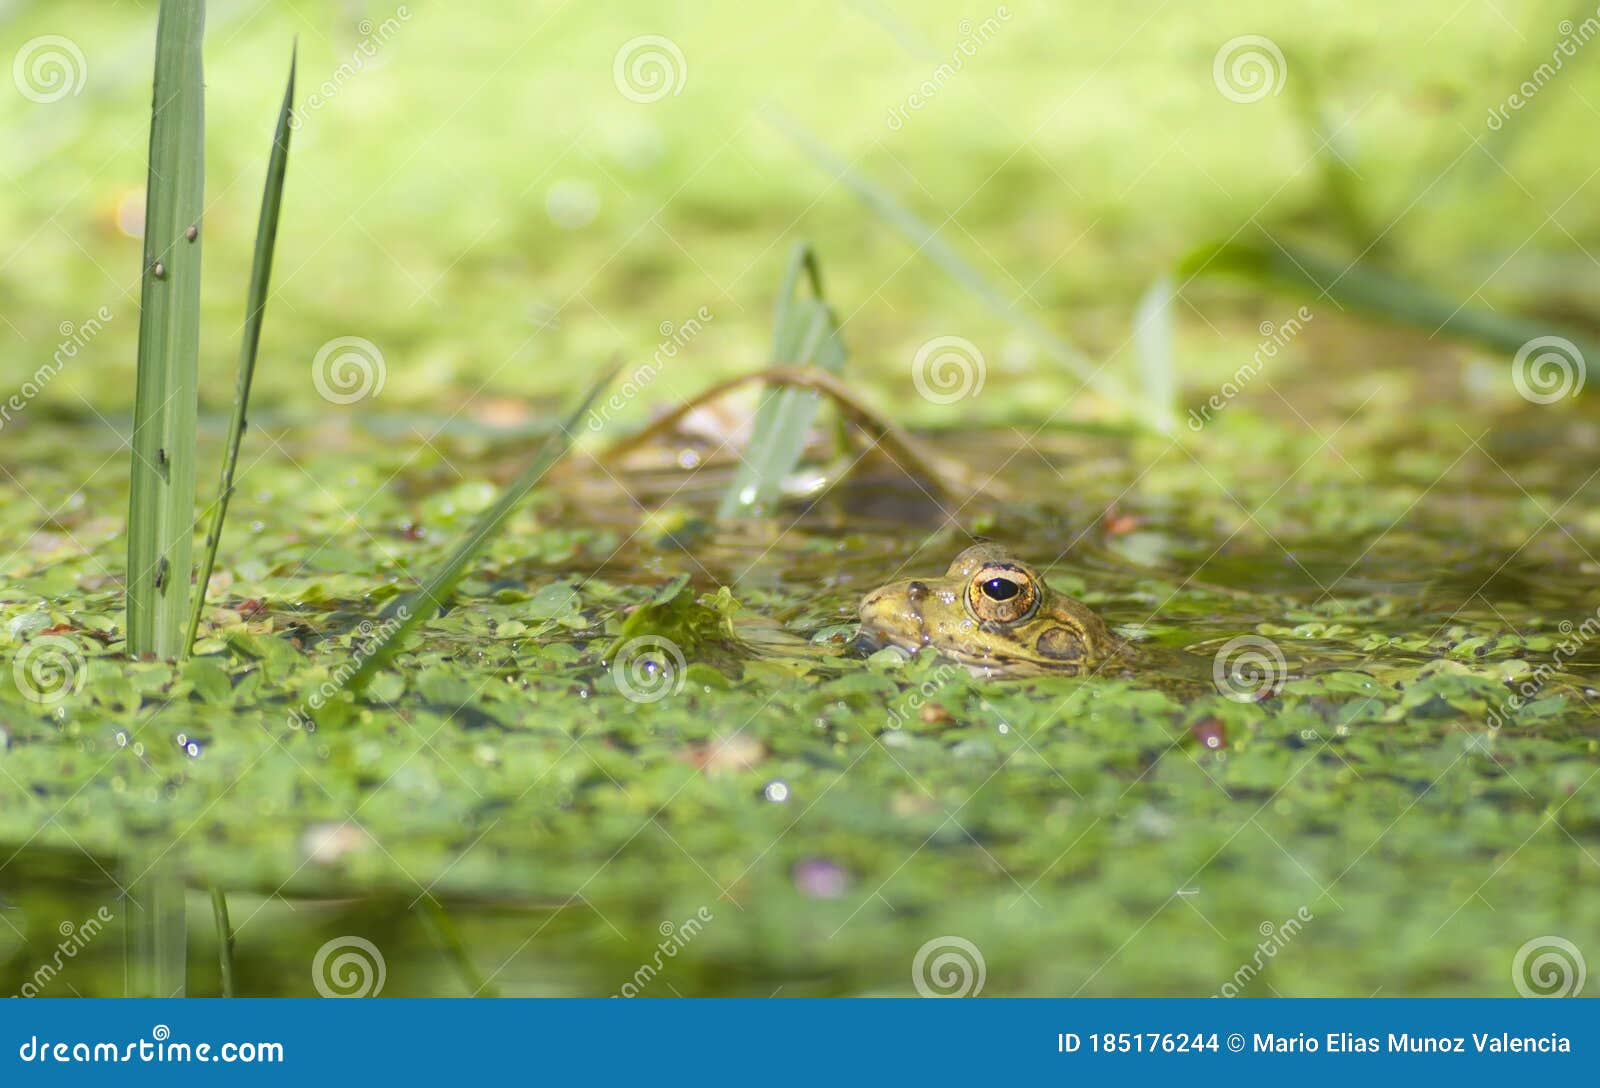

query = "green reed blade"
[[1180, 237, 1600, 370], [128, 0, 205, 659], [187, 46, 296, 655], [717, 244, 847, 519], [342, 366, 620, 696]]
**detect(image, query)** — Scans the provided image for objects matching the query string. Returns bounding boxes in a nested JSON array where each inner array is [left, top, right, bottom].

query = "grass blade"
[[1180, 237, 1600, 368], [187, 46, 296, 654], [1132, 275, 1179, 434], [209, 887, 237, 997], [128, 0, 205, 659], [342, 366, 620, 696], [717, 244, 847, 519], [771, 112, 1138, 415]]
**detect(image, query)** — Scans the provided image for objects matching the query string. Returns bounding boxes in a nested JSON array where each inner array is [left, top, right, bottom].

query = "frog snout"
[[855, 587, 897, 653], [858, 587, 886, 618]]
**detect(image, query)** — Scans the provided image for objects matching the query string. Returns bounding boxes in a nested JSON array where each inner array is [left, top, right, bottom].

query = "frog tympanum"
[[856, 544, 1119, 677]]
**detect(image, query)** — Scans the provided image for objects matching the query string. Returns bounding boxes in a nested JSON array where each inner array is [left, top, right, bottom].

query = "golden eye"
[[967, 565, 1039, 626]]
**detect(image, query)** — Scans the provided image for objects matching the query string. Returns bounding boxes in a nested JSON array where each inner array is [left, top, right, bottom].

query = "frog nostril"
[[906, 580, 928, 601]]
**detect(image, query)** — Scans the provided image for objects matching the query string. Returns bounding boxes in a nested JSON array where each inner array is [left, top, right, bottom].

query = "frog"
[[855, 543, 1122, 677]]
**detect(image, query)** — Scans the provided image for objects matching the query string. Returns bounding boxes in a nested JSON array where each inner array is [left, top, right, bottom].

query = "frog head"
[[856, 544, 1117, 676]]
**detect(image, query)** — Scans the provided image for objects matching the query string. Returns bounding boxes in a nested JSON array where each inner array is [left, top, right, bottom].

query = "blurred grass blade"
[[417, 898, 499, 997], [210, 887, 236, 997], [343, 367, 620, 695], [187, 46, 296, 654], [123, 860, 187, 997], [1132, 275, 1179, 434], [128, 0, 205, 659], [717, 244, 846, 519], [1287, 66, 1381, 256], [771, 113, 1136, 414], [1180, 237, 1600, 368]]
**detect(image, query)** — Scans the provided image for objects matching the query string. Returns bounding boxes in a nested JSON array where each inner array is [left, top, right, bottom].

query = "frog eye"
[[967, 564, 1039, 626], [981, 578, 1020, 601]]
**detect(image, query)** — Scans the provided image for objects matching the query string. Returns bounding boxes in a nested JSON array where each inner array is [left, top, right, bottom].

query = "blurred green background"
[[5, 0, 1596, 425]]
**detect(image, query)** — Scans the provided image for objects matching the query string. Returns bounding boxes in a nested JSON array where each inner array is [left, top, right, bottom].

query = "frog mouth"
[[851, 628, 888, 656], [851, 622, 915, 658]]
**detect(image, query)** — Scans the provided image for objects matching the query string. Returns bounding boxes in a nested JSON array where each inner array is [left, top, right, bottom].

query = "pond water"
[[1, 411, 1597, 996]]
